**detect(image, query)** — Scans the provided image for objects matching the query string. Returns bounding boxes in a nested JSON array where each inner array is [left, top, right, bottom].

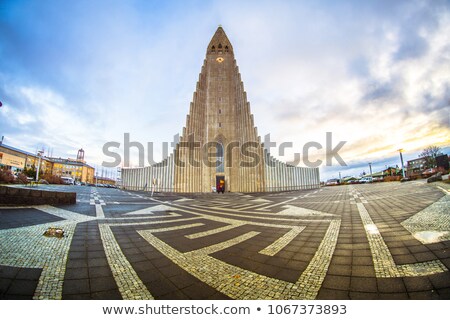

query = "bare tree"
[[419, 145, 442, 168]]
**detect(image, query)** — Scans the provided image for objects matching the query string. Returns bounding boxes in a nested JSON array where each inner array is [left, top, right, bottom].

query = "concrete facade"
[[122, 27, 320, 192]]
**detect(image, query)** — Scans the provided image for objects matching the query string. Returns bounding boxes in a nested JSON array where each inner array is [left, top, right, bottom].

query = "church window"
[[218, 44, 222, 48], [218, 109, 222, 114], [218, 122, 222, 127], [211, 46, 215, 52], [216, 142, 224, 173], [225, 46, 229, 52]]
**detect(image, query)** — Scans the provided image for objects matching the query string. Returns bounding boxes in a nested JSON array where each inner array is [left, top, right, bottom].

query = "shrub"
[[0, 168, 15, 183], [15, 173, 29, 184]]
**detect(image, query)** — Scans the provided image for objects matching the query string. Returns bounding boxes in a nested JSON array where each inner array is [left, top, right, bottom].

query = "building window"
[[211, 45, 215, 52], [218, 109, 221, 114], [225, 45, 229, 52], [216, 142, 224, 173], [218, 122, 222, 128]]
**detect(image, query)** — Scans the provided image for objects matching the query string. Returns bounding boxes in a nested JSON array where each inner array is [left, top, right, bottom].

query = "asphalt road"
[[0, 181, 449, 299]]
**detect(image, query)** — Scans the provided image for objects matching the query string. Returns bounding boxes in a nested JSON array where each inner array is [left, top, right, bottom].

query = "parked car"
[[325, 179, 340, 186], [359, 177, 373, 183], [61, 177, 75, 185], [422, 168, 437, 178]]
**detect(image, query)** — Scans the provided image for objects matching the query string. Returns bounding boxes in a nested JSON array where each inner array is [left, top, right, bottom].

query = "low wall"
[[0, 185, 76, 205]]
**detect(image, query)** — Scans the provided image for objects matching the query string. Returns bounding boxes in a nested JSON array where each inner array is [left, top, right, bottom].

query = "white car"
[[359, 177, 373, 183], [61, 177, 75, 185]]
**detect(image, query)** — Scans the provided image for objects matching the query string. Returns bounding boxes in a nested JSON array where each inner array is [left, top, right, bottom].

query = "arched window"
[[216, 142, 224, 173], [225, 46, 229, 52], [211, 46, 215, 52], [218, 44, 222, 49]]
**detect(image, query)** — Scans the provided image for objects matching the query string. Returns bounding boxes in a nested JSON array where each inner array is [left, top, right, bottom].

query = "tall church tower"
[[174, 26, 265, 192], [121, 26, 321, 193]]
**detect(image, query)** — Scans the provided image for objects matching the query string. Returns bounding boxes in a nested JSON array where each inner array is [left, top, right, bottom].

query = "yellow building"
[[0, 143, 94, 183], [49, 158, 95, 183]]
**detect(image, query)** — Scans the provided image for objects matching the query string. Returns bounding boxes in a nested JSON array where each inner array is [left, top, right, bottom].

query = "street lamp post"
[[398, 149, 405, 178], [368, 162, 373, 178], [35, 150, 43, 183]]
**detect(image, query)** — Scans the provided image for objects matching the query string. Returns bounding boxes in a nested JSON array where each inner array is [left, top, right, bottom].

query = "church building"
[[122, 27, 320, 192]]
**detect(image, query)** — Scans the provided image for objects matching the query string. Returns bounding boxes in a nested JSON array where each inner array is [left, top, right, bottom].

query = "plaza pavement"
[[0, 181, 449, 299]]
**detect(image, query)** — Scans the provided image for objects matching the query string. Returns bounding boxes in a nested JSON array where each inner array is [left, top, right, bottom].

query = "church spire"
[[207, 26, 233, 55]]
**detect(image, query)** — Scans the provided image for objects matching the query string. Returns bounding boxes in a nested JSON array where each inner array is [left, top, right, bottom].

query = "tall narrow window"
[[211, 45, 215, 53], [225, 45, 229, 52], [216, 142, 224, 173]]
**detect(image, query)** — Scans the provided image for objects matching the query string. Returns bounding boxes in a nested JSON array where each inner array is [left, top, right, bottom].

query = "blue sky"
[[0, 0, 449, 180]]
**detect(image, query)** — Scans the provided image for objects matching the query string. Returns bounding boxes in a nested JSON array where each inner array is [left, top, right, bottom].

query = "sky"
[[0, 0, 449, 180]]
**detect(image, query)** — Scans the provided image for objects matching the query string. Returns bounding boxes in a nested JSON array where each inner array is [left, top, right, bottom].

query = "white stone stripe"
[[169, 202, 333, 223], [99, 224, 154, 300], [37, 205, 96, 222], [95, 204, 105, 218], [187, 231, 260, 256], [294, 219, 341, 299], [106, 217, 201, 227], [437, 186, 450, 195], [259, 226, 305, 256], [185, 223, 244, 239], [356, 202, 447, 277], [256, 196, 299, 210]]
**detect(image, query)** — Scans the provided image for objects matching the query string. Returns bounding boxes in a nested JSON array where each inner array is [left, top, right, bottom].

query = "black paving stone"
[[169, 274, 199, 290], [0, 208, 64, 229], [63, 279, 91, 295], [181, 282, 219, 299], [88, 266, 111, 278], [316, 288, 349, 299], [350, 277, 378, 292], [7, 279, 38, 296], [65, 267, 89, 280], [0, 265, 19, 279], [91, 290, 122, 300], [376, 278, 406, 293], [148, 279, 179, 297], [90, 276, 118, 292], [322, 275, 351, 291], [16, 268, 41, 281], [0, 278, 12, 296]]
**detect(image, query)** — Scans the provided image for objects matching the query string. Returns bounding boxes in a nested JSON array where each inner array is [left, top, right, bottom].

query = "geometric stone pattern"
[[1, 182, 450, 300], [98, 224, 154, 300], [401, 192, 450, 244], [351, 188, 447, 278]]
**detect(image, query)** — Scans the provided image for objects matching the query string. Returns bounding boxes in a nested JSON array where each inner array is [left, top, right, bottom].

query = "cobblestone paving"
[[1, 182, 449, 299]]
